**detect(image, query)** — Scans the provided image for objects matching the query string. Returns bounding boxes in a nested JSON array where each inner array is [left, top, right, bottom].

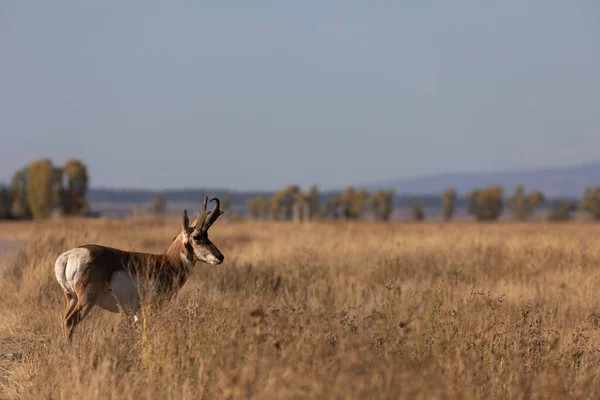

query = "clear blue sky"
[[1, 1, 599, 191]]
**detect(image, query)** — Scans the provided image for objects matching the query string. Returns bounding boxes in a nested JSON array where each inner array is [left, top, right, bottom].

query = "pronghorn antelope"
[[54, 197, 225, 341]]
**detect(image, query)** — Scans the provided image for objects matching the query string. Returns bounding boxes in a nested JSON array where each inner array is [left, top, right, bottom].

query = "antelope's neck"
[[164, 233, 195, 273]]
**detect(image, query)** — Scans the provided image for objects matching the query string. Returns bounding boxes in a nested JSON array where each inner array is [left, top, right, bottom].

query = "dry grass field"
[[2, 218, 600, 399]]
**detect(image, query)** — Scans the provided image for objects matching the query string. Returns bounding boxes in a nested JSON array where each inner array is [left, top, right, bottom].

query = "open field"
[[2, 219, 600, 398], [0, 240, 26, 265]]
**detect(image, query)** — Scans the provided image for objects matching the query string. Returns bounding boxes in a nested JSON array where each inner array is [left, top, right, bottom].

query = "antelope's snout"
[[207, 254, 224, 265], [208, 248, 224, 265]]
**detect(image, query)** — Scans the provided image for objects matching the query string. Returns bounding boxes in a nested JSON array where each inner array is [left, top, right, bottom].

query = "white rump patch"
[[54, 247, 92, 294]]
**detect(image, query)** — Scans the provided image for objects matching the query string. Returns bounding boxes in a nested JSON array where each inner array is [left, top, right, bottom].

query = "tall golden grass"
[[2, 218, 600, 399]]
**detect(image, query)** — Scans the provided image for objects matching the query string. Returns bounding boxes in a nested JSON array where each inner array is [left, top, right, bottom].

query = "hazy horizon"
[[2, 1, 600, 191], [86, 158, 600, 192]]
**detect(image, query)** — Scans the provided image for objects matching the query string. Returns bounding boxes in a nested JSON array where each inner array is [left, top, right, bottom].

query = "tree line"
[[464, 185, 584, 222], [0, 158, 89, 220], [245, 184, 600, 222], [3, 159, 600, 222], [246, 185, 395, 222], [244, 185, 443, 222]]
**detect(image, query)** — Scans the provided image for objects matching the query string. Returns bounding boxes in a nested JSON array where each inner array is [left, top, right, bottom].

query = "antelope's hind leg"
[[63, 292, 77, 320], [61, 292, 78, 340], [64, 280, 105, 342]]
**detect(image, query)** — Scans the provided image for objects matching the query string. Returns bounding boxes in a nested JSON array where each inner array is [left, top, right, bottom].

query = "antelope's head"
[[182, 196, 225, 265]]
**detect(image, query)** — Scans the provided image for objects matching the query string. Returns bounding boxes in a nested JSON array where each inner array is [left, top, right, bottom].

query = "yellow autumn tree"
[[62, 158, 89, 215], [26, 158, 58, 219]]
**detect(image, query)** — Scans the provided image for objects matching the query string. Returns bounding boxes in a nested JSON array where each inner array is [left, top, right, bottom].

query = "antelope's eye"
[[192, 235, 202, 241]]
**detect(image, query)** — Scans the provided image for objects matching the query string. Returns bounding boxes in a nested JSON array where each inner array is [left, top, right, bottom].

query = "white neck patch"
[[180, 253, 194, 271]]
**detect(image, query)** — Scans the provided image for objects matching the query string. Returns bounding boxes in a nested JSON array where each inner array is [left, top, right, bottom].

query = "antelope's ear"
[[182, 209, 190, 232]]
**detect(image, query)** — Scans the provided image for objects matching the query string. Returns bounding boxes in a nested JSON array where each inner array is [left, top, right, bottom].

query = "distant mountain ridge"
[[86, 162, 600, 213], [364, 161, 600, 198]]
